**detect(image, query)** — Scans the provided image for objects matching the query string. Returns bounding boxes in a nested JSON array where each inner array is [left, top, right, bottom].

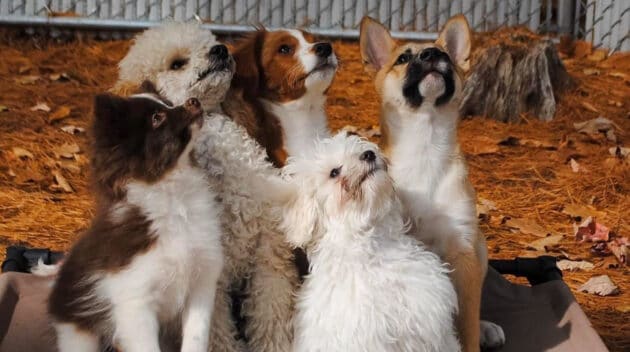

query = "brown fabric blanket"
[[0, 269, 608, 352]]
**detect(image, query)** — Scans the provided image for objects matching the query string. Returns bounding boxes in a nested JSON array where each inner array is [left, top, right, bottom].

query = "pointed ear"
[[360, 16, 396, 72], [436, 15, 471, 70], [281, 190, 318, 248]]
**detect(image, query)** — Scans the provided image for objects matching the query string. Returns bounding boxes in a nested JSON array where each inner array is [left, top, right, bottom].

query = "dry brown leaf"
[[60, 125, 85, 135], [526, 235, 564, 252], [615, 305, 630, 313], [607, 237, 628, 266], [56, 160, 81, 174], [469, 136, 500, 155], [15, 75, 41, 84], [477, 198, 496, 217], [556, 259, 594, 271], [569, 158, 581, 173], [580, 101, 599, 112], [586, 50, 606, 62], [608, 71, 629, 80], [582, 68, 600, 76], [562, 203, 605, 220], [48, 106, 72, 123], [49, 72, 70, 81], [51, 171, 74, 193], [578, 275, 619, 296], [54, 143, 81, 160], [7, 169, 16, 177], [573, 116, 618, 142], [12, 147, 34, 160], [0, 105, 8, 112], [18, 65, 32, 74], [504, 217, 553, 237], [30, 102, 51, 112], [574, 217, 610, 242], [609, 146, 629, 160]]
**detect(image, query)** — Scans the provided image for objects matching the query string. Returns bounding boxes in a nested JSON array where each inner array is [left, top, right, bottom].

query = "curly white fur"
[[275, 134, 460, 352], [115, 23, 298, 352]]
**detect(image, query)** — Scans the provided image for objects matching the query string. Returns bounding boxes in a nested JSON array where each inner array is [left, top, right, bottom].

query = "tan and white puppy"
[[360, 15, 505, 351], [223, 28, 337, 166]]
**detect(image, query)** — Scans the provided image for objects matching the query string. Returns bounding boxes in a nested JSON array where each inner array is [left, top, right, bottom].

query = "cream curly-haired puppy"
[[114, 23, 298, 352], [261, 133, 460, 352]]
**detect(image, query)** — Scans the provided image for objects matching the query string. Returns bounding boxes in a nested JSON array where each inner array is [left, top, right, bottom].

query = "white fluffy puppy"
[[267, 133, 460, 352], [114, 23, 299, 352]]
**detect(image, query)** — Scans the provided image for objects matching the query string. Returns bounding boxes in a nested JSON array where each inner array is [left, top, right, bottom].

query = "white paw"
[[480, 320, 505, 349]]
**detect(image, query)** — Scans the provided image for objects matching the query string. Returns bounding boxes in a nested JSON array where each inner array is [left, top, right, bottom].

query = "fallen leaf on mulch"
[[582, 68, 600, 76], [477, 198, 496, 217], [12, 147, 34, 160], [526, 234, 564, 252], [498, 136, 556, 150], [562, 203, 605, 221], [51, 171, 74, 193], [469, 136, 500, 155], [53, 143, 81, 160], [556, 259, 594, 271], [608, 71, 629, 80], [573, 116, 618, 142], [0, 105, 8, 112], [48, 106, 71, 123], [504, 217, 553, 237], [578, 275, 619, 296], [580, 101, 599, 112], [49, 72, 70, 81], [586, 50, 607, 62], [30, 102, 51, 112], [60, 125, 85, 135], [574, 217, 610, 242], [15, 75, 41, 84], [569, 158, 581, 173], [615, 305, 630, 313], [56, 160, 81, 174], [607, 237, 628, 266], [609, 146, 629, 160]]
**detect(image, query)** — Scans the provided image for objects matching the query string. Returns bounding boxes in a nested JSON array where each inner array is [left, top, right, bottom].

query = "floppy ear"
[[281, 189, 318, 248], [231, 30, 264, 98], [360, 16, 396, 72], [436, 15, 471, 70], [92, 94, 129, 144]]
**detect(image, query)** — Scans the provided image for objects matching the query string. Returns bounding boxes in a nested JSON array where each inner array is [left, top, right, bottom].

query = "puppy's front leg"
[[209, 274, 247, 352], [111, 302, 161, 352], [445, 241, 483, 352], [182, 268, 221, 352], [243, 234, 298, 352]]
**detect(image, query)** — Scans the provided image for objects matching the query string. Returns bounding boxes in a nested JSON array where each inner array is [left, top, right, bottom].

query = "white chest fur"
[[385, 106, 477, 255], [293, 223, 459, 352], [262, 93, 329, 157], [99, 165, 223, 322]]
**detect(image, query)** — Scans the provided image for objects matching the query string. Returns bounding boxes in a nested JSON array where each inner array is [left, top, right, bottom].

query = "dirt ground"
[[0, 28, 628, 350]]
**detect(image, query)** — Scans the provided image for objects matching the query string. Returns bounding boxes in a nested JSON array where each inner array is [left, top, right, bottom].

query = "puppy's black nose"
[[360, 150, 376, 162], [209, 44, 229, 60], [314, 42, 332, 58], [419, 47, 442, 62]]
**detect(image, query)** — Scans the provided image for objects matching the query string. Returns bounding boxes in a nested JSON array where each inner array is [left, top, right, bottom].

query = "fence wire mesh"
[[0, 0, 628, 51]]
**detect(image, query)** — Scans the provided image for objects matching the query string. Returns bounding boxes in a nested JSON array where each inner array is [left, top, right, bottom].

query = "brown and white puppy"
[[49, 93, 223, 352], [360, 15, 505, 351], [223, 28, 337, 167]]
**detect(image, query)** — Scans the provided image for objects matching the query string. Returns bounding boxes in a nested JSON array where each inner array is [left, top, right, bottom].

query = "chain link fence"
[[0, 0, 628, 51]]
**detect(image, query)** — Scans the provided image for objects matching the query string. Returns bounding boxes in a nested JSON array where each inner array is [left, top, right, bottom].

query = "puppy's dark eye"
[[170, 59, 188, 70], [394, 53, 412, 66], [278, 45, 292, 54], [151, 111, 167, 129], [330, 167, 341, 178]]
